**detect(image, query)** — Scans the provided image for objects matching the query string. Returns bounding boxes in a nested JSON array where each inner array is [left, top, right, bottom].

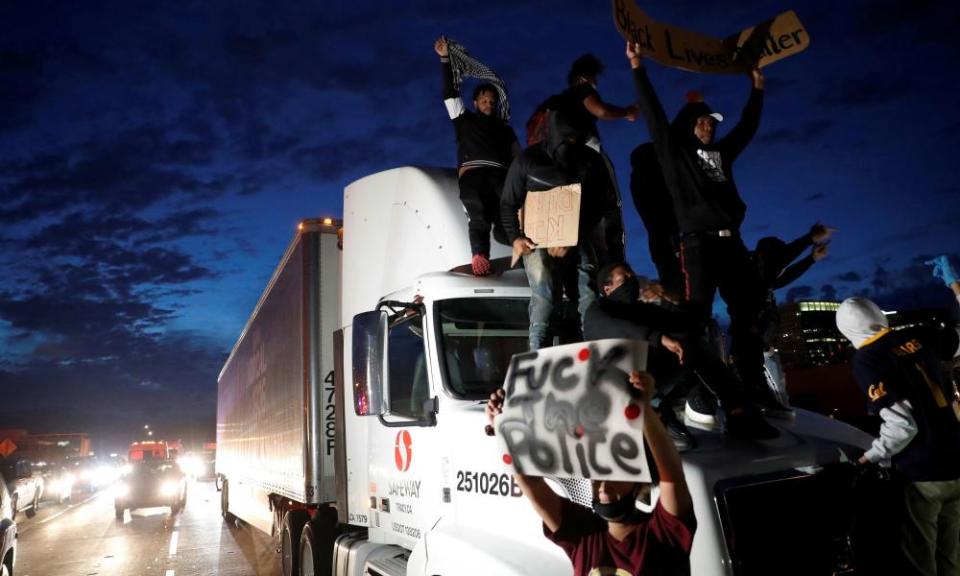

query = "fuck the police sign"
[[495, 339, 651, 482]]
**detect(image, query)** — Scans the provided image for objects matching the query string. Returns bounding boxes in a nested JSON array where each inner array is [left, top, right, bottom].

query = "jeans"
[[522, 243, 598, 351]]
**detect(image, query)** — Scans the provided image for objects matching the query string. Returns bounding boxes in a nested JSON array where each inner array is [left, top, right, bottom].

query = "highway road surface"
[[14, 480, 280, 576]]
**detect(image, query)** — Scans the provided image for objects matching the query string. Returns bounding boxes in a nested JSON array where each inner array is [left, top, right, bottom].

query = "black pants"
[[458, 166, 509, 257], [679, 233, 766, 395], [649, 233, 683, 297]]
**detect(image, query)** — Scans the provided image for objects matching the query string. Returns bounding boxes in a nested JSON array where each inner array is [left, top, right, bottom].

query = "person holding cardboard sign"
[[627, 42, 773, 423], [485, 369, 696, 575], [501, 109, 619, 351], [435, 36, 520, 276]]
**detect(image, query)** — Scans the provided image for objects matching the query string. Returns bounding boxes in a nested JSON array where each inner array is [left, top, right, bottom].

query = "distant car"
[[114, 460, 187, 520], [38, 463, 75, 504], [0, 457, 44, 520], [0, 472, 17, 576], [64, 455, 120, 493]]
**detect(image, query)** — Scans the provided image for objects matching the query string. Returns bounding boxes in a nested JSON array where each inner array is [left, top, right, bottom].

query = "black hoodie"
[[500, 109, 615, 244], [633, 67, 763, 234]]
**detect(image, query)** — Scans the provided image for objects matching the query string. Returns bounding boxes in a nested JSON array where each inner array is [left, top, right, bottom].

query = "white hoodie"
[[836, 297, 913, 464], [835, 297, 889, 349]]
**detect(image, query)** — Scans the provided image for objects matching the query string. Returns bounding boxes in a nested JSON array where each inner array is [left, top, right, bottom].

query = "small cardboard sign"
[[495, 339, 650, 482], [612, 0, 809, 73], [522, 184, 581, 248]]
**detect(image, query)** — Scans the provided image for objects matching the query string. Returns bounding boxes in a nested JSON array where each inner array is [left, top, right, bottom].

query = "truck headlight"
[[160, 480, 179, 497]]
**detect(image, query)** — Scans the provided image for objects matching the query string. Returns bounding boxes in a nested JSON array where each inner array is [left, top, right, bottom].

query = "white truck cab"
[[219, 166, 879, 576]]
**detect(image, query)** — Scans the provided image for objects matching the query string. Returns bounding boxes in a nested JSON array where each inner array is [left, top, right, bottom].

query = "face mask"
[[592, 490, 637, 522], [607, 276, 640, 304]]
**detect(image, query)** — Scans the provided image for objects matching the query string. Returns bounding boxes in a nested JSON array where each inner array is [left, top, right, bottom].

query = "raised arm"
[[435, 37, 464, 120], [630, 370, 691, 518], [718, 67, 764, 161], [485, 389, 564, 531], [582, 92, 638, 121], [627, 43, 671, 148]]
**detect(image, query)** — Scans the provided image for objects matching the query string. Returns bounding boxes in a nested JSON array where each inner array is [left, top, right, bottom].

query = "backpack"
[[524, 94, 565, 146]]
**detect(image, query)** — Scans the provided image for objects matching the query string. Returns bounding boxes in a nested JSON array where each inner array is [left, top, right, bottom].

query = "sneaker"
[[750, 384, 795, 420], [471, 254, 492, 276], [660, 409, 696, 452], [684, 384, 718, 428], [725, 407, 780, 440]]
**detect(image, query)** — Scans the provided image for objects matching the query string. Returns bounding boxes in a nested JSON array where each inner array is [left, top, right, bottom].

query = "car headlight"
[[114, 483, 130, 498], [160, 480, 179, 497]]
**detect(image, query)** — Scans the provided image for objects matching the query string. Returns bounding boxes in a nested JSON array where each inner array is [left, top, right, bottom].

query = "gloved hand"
[[924, 255, 958, 286]]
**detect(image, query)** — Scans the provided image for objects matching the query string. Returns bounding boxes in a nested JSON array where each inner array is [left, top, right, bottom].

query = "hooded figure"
[[500, 109, 615, 249], [500, 109, 619, 350], [836, 293, 960, 576], [836, 297, 890, 349]]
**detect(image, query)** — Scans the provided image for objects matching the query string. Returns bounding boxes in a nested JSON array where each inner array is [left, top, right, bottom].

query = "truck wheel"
[[280, 510, 309, 576], [221, 480, 235, 522], [299, 517, 336, 576]]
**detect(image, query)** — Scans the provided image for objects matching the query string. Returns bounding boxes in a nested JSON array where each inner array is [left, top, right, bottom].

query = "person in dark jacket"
[[751, 223, 834, 415], [501, 109, 616, 351], [584, 262, 778, 442], [836, 259, 960, 576], [626, 42, 770, 413], [435, 37, 519, 276], [561, 53, 636, 265]]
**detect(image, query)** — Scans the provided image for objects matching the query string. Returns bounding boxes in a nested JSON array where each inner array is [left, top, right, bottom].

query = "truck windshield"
[[434, 297, 529, 399]]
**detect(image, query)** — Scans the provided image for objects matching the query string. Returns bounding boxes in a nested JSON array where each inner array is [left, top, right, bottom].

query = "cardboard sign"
[[612, 0, 810, 73], [522, 184, 581, 248], [495, 339, 650, 482]]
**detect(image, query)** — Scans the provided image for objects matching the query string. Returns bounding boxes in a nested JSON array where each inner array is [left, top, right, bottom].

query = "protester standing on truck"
[[626, 42, 772, 422], [563, 53, 637, 264], [584, 261, 778, 445], [501, 109, 616, 351], [751, 223, 834, 415], [485, 369, 696, 575], [435, 36, 519, 276], [836, 255, 960, 576]]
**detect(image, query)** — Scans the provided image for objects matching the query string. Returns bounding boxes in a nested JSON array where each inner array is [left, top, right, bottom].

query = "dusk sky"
[[1, 0, 958, 450]]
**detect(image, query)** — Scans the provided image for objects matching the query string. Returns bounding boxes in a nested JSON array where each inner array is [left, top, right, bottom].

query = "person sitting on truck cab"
[[485, 370, 696, 576], [501, 108, 618, 351], [584, 262, 779, 443], [435, 36, 520, 276]]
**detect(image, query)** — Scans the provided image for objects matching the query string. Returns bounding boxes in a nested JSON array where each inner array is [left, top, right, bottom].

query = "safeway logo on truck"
[[394, 430, 413, 472]]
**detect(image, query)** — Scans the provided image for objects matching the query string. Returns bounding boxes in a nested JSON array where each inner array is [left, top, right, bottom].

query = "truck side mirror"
[[352, 310, 388, 416]]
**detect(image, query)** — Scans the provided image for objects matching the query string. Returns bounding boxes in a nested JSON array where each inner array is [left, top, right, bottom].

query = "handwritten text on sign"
[[523, 184, 581, 248], [612, 0, 809, 73], [495, 339, 650, 482]]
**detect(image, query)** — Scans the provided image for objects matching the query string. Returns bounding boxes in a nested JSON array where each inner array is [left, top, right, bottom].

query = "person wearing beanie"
[[626, 42, 771, 427], [835, 257, 960, 576]]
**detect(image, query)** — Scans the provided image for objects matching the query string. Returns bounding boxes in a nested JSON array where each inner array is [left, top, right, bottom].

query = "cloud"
[[785, 285, 813, 301], [816, 74, 909, 110], [834, 271, 862, 282], [804, 192, 825, 202], [755, 118, 834, 145]]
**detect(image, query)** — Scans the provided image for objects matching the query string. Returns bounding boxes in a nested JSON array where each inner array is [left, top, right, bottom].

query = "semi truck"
[[217, 166, 886, 576]]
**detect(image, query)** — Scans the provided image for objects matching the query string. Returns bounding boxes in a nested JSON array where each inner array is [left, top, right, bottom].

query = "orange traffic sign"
[[0, 439, 17, 458]]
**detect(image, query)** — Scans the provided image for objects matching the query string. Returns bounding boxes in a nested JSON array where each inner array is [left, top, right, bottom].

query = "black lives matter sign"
[[612, 0, 810, 73]]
